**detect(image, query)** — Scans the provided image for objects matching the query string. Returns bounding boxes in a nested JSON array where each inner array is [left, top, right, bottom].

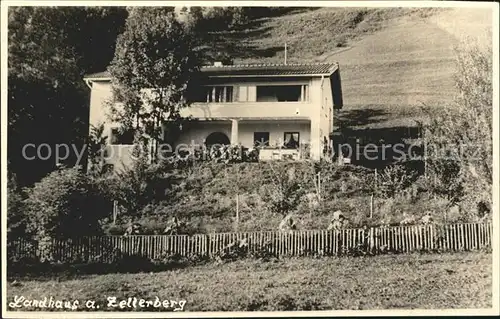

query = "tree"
[[423, 39, 492, 217], [108, 7, 201, 159], [181, 6, 252, 33], [8, 7, 128, 186]]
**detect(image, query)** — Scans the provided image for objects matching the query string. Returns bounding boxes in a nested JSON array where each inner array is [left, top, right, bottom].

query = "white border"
[[1, 1, 499, 318]]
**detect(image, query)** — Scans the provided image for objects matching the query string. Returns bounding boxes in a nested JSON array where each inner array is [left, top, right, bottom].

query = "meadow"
[[7, 252, 492, 311]]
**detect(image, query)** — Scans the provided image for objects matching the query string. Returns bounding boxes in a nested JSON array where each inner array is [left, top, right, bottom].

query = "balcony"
[[180, 101, 314, 120]]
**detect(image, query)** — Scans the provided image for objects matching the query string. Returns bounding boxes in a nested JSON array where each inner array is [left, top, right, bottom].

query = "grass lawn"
[[7, 252, 492, 311]]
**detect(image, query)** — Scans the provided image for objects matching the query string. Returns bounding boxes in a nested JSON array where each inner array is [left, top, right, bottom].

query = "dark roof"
[[84, 63, 339, 80], [201, 63, 339, 77]]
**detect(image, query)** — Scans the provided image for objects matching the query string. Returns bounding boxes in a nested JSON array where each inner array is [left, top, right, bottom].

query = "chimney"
[[213, 61, 223, 67]]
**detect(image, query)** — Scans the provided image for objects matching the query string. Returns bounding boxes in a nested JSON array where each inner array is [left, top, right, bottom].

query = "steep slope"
[[329, 7, 492, 129], [330, 13, 459, 129], [226, 7, 492, 130], [429, 7, 493, 48]]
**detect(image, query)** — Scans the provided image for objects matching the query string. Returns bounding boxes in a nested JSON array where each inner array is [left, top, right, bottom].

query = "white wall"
[[309, 78, 323, 159], [321, 76, 334, 152], [88, 81, 121, 142], [174, 120, 311, 149], [175, 122, 232, 146], [89, 81, 113, 128], [238, 121, 311, 148], [88, 81, 138, 170]]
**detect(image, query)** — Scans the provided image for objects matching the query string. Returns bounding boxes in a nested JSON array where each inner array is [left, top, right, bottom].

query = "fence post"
[[235, 194, 239, 232], [369, 227, 375, 254], [489, 222, 493, 248], [370, 195, 374, 219], [112, 200, 118, 225], [204, 234, 209, 257]]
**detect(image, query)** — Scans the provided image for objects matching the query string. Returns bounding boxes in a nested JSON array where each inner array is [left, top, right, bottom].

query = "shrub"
[[336, 35, 347, 47], [320, 165, 374, 197], [376, 164, 418, 198], [23, 167, 109, 240], [102, 224, 127, 235], [106, 156, 181, 217], [262, 163, 313, 217]]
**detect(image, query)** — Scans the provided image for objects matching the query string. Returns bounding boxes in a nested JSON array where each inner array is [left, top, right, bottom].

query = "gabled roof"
[[83, 62, 339, 81]]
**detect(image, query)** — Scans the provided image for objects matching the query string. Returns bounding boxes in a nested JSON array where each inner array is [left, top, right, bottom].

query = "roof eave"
[[83, 64, 339, 82], [83, 77, 112, 82], [206, 73, 334, 78]]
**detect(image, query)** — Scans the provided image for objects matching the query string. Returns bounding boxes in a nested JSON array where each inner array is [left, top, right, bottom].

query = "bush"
[[102, 224, 127, 235], [23, 167, 109, 241], [261, 163, 313, 216], [376, 164, 418, 198], [336, 35, 347, 47], [106, 156, 181, 217], [319, 164, 374, 197]]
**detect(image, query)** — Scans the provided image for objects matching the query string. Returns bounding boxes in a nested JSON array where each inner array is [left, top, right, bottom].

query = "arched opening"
[[205, 132, 230, 148]]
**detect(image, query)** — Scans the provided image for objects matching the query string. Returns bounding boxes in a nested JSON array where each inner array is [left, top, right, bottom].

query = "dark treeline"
[[8, 7, 129, 186]]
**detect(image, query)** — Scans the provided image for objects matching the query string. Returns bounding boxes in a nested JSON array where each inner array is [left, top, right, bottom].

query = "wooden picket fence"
[[9, 222, 493, 263]]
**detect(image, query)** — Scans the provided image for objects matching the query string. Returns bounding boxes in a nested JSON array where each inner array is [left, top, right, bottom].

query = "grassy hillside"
[[213, 7, 491, 131], [96, 8, 492, 234], [231, 7, 446, 65], [103, 161, 466, 235]]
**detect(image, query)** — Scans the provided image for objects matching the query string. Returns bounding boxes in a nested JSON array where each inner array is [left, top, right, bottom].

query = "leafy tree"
[[178, 7, 301, 65], [108, 7, 201, 158], [197, 7, 251, 30], [423, 40, 492, 216], [8, 7, 127, 186]]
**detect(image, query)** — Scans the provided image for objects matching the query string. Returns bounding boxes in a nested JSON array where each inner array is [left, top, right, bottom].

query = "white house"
[[83, 62, 343, 168]]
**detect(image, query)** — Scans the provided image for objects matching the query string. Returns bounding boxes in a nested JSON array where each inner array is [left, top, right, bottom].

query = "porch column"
[[310, 119, 321, 160], [230, 119, 239, 145]]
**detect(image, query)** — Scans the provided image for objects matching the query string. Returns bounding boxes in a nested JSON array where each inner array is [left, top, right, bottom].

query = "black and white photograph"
[[1, 0, 498, 316]]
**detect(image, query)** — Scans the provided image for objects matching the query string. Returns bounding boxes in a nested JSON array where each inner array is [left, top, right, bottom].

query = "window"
[[110, 128, 134, 145], [256, 85, 308, 102], [253, 132, 270, 147], [193, 86, 234, 103], [283, 132, 300, 149]]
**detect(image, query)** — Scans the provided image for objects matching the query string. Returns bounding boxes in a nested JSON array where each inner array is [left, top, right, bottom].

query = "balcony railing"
[[180, 101, 314, 119]]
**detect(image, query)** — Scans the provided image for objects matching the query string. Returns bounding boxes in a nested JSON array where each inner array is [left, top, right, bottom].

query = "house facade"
[[83, 62, 343, 168]]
